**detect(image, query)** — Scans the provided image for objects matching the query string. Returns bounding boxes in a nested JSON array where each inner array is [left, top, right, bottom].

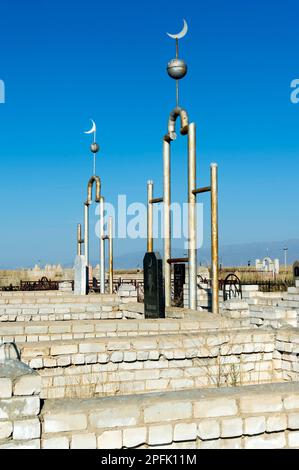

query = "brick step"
[[0, 318, 230, 344], [0, 294, 119, 305]]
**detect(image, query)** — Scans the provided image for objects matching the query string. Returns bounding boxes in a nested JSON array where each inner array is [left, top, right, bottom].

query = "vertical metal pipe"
[[147, 180, 154, 253], [100, 196, 105, 294], [211, 163, 219, 314], [77, 223, 82, 256], [188, 123, 197, 310], [108, 217, 113, 294], [84, 204, 89, 266], [163, 139, 171, 307]]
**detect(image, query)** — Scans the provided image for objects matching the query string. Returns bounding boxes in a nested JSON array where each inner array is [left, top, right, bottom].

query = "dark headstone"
[[173, 264, 185, 307], [293, 261, 299, 280], [143, 252, 165, 319]]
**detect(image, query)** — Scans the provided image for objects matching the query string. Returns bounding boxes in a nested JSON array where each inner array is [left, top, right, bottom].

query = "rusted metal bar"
[[167, 257, 189, 264], [192, 186, 211, 195], [149, 197, 163, 204]]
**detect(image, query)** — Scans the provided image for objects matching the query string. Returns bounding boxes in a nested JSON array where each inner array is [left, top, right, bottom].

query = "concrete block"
[[0, 420, 12, 439], [43, 413, 87, 433], [239, 396, 283, 414], [123, 427, 147, 448], [13, 418, 40, 440], [97, 430, 122, 449], [194, 398, 238, 418], [90, 405, 140, 428], [14, 373, 41, 396], [244, 416, 266, 435], [144, 401, 192, 423], [288, 412, 299, 430], [221, 417, 243, 438], [0, 377, 12, 398], [71, 433, 97, 449], [266, 414, 287, 433], [148, 424, 173, 446], [42, 436, 69, 449], [51, 344, 78, 355], [173, 422, 197, 442], [288, 431, 299, 448], [197, 419, 220, 440], [244, 432, 286, 449]]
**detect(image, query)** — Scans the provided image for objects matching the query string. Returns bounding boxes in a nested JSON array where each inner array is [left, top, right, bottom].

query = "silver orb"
[[167, 58, 187, 80], [90, 142, 99, 153]]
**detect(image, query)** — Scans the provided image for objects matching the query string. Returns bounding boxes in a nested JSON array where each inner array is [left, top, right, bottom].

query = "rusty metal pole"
[[211, 163, 219, 314], [163, 139, 171, 307], [77, 223, 82, 256], [147, 180, 154, 253], [108, 217, 113, 294], [188, 123, 197, 310], [84, 203, 89, 266], [100, 196, 105, 294]]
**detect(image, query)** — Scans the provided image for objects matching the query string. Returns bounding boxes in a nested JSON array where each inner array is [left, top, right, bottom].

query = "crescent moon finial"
[[84, 119, 96, 134], [167, 19, 188, 40]]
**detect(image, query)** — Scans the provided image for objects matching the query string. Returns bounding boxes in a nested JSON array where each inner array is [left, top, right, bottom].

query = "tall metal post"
[[84, 203, 89, 266], [163, 139, 171, 307], [108, 216, 113, 294], [77, 223, 82, 256], [211, 163, 219, 314], [100, 196, 105, 294], [188, 123, 197, 310], [147, 180, 154, 253]]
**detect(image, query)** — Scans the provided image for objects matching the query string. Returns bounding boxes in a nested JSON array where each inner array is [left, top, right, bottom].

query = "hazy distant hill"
[[93, 239, 299, 269]]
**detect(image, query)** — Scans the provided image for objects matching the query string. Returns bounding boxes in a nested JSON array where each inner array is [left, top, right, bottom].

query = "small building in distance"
[[255, 257, 279, 274]]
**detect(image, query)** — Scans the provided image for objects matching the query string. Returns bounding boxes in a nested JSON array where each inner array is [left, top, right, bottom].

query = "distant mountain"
[[88, 239, 299, 269]]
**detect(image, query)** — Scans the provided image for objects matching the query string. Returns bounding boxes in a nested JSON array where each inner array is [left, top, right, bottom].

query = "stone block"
[[89, 405, 140, 428], [221, 417, 243, 438], [244, 416, 266, 435], [123, 427, 147, 448], [266, 414, 287, 433], [51, 344, 78, 355], [0, 396, 40, 419], [97, 430, 122, 449], [71, 433, 97, 449], [194, 398, 238, 418], [173, 422, 197, 442], [0, 421, 12, 439], [79, 343, 105, 353], [197, 419, 220, 440], [14, 373, 41, 396], [13, 418, 40, 440], [144, 401, 192, 423], [239, 396, 283, 414], [42, 436, 70, 449], [288, 431, 299, 448], [284, 395, 299, 410], [148, 424, 173, 446], [43, 413, 87, 433], [288, 412, 299, 430], [244, 432, 286, 449], [0, 377, 12, 398]]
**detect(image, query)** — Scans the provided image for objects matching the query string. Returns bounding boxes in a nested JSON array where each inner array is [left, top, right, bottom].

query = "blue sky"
[[0, 0, 298, 267]]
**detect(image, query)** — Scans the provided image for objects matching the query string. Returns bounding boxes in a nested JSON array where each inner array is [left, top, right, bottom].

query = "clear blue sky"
[[0, 0, 298, 267]]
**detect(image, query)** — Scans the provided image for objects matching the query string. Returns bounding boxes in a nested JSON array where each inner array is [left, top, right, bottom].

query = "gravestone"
[[173, 263, 185, 307], [143, 252, 165, 318], [74, 255, 88, 295], [293, 261, 299, 287]]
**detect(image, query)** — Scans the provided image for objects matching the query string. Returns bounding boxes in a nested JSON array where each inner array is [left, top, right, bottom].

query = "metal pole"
[[211, 163, 219, 314], [188, 123, 197, 310], [109, 217, 113, 294], [163, 139, 171, 307], [147, 180, 154, 253], [84, 203, 89, 266], [100, 196, 105, 294], [77, 223, 82, 256]]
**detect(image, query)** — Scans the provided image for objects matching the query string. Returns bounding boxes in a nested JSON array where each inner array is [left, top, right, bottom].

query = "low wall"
[[0, 359, 41, 449], [14, 328, 277, 399], [40, 382, 299, 449]]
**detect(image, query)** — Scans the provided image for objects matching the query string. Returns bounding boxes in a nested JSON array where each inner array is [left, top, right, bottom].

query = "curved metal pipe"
[[165, 107, 189, 142], [86, 175, 101, 205]]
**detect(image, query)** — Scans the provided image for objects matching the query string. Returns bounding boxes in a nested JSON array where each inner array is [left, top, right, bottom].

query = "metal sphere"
[[167, 58, 187, 80], [90, 142, 99, 154]]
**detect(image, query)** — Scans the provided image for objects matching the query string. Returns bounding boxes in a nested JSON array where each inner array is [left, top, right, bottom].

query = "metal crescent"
[[167, 19, 188, 40], [84, 119, 96, 134]]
